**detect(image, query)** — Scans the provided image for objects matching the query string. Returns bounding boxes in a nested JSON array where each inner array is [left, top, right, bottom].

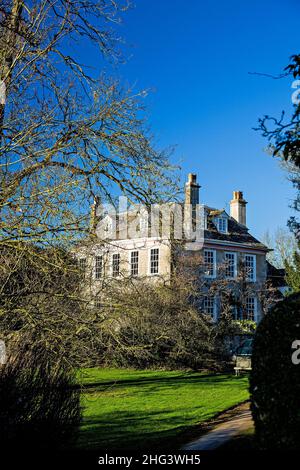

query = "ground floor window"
[[202, 296, 216, 319], [150, 248, 159, 274], [112, 253, 120, 277], [131, 251, 139, 276], [244, 296, 257, 321], [95, 255, 103, 279]]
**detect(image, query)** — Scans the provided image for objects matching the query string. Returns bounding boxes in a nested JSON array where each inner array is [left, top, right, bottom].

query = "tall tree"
[[0, 0, 178, 248], [0, 1, 178, 350]]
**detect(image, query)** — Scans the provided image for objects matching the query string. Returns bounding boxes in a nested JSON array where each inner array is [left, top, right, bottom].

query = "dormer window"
[[217, 217, 228, 233]]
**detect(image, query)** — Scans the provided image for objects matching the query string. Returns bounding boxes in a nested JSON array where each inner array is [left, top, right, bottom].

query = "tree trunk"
[[0, 0, 23, 137]]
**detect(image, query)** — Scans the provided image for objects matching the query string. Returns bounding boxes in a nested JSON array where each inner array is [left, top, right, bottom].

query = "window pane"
[[131, 251, 139, 276], [203, 296, 215, 316], [150, 248, 159, 274], [218, 218, 227, 233], [95, 256, 103, 279], [245, 255, 255, 281], [244, 297, 256, 321], [204, 250, 215, 277], [225, 253, 236, 278], [112, 254, 120, 277]]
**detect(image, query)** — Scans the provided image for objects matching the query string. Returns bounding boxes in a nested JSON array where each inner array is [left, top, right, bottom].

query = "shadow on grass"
[[75, 374, 248, 451], [77, 408, 206, 451], [80, 373, 245, 393]]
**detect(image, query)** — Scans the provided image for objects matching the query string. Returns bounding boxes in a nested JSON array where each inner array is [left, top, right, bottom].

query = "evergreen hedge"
[[250, 293, 300, 449]]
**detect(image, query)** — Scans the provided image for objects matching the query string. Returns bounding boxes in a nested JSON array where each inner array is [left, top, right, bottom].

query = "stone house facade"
[[77, 173, 280, 323]]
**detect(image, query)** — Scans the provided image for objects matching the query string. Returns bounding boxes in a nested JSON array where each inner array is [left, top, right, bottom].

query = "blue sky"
[[88, 0, 300, 239]]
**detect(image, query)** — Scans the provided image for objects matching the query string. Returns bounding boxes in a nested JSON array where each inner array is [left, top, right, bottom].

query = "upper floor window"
[[95, 255, 103, 279], [244, 254, 256, 282], [217, 217, 228, 233], [130, 251, 139, 277], [225, 252, 237, 279], [244, 296, 257, 321], [150, 248, 159, 275], [112, 253, 120, 277], [204, 249, 216, 278]]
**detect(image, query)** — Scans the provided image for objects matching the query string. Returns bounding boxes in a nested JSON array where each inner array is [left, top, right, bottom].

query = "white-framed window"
[[202, 296, 217, 320], [217, 217, 228, 233], [225, 252, 237, 279], [204, 249, 216, 278], [94, 255, 103, 279], [244, 254, 256, 282], [245, 296, 257, 321], [150, 248, 159, 275], [112, 253, 120, 277], [130, 251, 139, 277]]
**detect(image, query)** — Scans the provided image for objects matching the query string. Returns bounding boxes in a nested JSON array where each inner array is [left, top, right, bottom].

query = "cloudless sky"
[[84, 0, 300, 239]]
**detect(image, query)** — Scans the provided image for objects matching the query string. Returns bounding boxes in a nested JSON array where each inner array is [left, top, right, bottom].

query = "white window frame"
[[245, 296, 257, 322], [130, 250, 139, 277], [225, 251, 237, 279], [244, 254, 256, 282], [202, 295, 217, 321], [149, 247, 159, 275], [204, 249, 216, 278], [217, 217, 228, 233], [112, 253, 121, 278], [94, 255, 103, 280]]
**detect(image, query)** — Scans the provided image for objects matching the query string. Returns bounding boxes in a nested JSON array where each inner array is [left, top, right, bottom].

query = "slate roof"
[[95, 203, 269, 251], [204, 206, 269, 251], [266, 261, 287, 288]]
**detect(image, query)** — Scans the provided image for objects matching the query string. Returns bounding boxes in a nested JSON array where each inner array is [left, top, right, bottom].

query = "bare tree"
[[0, 1, 179, 353], [261, 227, 297, 268], [0, 1, 179, 247], [78, 245, 276, 369]]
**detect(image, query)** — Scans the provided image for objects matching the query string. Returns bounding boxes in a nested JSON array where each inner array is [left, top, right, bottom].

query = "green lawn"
[[77, 368, 249, 450]]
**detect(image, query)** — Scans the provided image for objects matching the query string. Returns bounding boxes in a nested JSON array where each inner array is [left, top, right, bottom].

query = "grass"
[[76, 368, 249, 450]]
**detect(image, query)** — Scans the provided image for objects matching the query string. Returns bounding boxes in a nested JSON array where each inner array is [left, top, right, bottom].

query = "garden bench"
[[234, 355, 252, 376]]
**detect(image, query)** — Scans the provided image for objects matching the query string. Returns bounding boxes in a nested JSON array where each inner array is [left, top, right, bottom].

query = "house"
[[77, 173, 279, 323]]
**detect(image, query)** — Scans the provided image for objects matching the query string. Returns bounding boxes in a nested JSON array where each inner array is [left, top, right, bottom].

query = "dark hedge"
[[250, 292, 300, 449]]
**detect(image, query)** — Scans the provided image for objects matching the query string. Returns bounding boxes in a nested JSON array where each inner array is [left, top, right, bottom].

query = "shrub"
[[0, 339, 81, 449], [250, 292, 300, 449]]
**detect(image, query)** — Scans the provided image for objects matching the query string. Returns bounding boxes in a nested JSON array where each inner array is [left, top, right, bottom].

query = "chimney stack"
[[185, 173, 201, 205], [230, 191, 247, 226]]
